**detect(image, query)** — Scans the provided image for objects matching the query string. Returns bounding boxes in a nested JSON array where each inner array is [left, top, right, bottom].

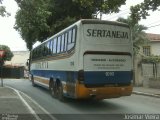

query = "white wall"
[[5, 51, 29, 66], [151, 41, 160, 55]]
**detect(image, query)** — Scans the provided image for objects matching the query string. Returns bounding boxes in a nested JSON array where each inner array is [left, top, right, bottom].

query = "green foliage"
[[73, 0, 126, 15], [130, 0, 160, 24], [117, 17, 149, 55], [142, 55, 160, 63], [51, 16, 76, 34], [15, 0, 127, 50], [14, 0, 52, 50], [0, 45, 14, 64], [0, 0, 10, 17]]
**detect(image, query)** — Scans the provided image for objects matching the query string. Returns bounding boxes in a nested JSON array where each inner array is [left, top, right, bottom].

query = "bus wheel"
[[57, 82, 65, 101], [50, 81, 56, 98], [31, 75, 36, 87]]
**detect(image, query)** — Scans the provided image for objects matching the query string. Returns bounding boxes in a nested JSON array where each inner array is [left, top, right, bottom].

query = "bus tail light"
[[78, 70, 84, 83]]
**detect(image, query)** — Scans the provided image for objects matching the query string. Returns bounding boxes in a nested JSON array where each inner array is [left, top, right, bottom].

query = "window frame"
[[143, 46, 151, 56], [31, 25, 77, 61]]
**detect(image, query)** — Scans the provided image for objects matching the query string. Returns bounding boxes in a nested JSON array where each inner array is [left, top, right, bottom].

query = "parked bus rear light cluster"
[[78, 70, 84, 83]]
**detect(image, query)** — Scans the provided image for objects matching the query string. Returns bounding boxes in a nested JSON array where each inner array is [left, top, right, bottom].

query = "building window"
[[143, 46, 151, 56]]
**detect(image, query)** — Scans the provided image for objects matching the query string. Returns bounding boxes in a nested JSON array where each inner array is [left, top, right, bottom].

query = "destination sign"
[[86, 29, 129, 39]]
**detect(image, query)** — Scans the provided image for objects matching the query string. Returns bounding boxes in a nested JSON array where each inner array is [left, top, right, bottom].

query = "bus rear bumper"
[[76, 83, 133, 100]]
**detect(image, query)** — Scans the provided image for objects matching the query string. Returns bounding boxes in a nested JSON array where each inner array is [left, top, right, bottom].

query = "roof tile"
[[146, 33, 160, 41]]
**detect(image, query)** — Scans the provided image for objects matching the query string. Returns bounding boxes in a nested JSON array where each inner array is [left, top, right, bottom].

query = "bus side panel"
[[83, 71, 132, 85], [31, 69, 79, 98]]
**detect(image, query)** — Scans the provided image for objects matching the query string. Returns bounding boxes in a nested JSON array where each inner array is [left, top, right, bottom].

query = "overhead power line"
[[103, 8, 130, 20], [147, 23, 160, 28], [107, 11, 129, 20]]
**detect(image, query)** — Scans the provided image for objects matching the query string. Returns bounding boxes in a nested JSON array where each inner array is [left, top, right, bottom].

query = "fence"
[[0, 66, 24, 78], [142, 63, 160, 78]]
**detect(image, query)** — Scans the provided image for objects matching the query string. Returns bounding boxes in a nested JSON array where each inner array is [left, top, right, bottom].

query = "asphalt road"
[[4, 79, 160, 120]]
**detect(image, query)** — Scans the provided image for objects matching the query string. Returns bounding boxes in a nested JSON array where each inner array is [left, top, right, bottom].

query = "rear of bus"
[[76, 20, 133, 100]]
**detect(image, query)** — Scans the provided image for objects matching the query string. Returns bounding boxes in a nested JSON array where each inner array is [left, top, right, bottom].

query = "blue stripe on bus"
[[84, 71, 132, 85], [31, 70, 132, 84], [31, 70, 78, 83]]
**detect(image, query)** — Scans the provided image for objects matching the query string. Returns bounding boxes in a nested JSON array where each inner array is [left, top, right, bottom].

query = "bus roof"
[[80, 19, 129, 27], [32, 19, 129, 51]]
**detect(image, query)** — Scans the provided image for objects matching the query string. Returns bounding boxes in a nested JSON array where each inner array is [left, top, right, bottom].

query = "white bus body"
[[29, 19, 133, 100]]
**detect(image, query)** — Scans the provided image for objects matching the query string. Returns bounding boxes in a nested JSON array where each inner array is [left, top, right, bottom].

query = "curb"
[[5, 86, 57, 120], [5, 86, 41, 120], [133, 91, 160, 98]]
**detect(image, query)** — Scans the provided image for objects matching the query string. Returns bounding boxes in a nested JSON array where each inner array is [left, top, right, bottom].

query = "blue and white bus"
[[28, 19, 133, 100]]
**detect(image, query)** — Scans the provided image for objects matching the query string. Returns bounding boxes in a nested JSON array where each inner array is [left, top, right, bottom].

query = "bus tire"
[[57, 82, 65, 101], [31, 75, 36, 87], [50, 80, 56, 98]]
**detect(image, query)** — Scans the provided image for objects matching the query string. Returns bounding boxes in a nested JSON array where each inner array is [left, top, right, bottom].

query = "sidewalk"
[[133, 86, 160, 98], [0, 86, 35, 120]]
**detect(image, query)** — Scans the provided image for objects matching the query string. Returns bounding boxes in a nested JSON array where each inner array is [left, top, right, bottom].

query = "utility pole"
[[100, 12, 102, 20], [0, 50, 5, 87], [100, 0, 103, 20]]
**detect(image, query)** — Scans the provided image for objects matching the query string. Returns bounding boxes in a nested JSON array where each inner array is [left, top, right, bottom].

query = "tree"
[[0, 0, 10, 17], [130, 0, 160, 24], [117, 17, 149, 85], [14, 0, 51, 50], [117, 17, 149, 55], [0, 45, 14, 66], [14, 0, 127, 50]]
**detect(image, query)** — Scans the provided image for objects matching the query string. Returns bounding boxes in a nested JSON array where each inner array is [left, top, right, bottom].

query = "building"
[[3, 51, 30, 78], [137, 33, 160, 87], [142, 33, 160, 56], [5, 51, 30, 67]]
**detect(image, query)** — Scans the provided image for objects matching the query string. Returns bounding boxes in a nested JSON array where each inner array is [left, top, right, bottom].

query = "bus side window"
[[37, 47, 41, 58], [40, 45, 43, 57], [64, 32, 68, 52], [61, 34, 65, 52], [67, 29, 75, 51], [57, 36, 61, 53], [72, 28, 76, 43], [42, 44, 45, 56], [44, 43, 48, 56], [46, 41, 51, 56], [51, 39, 54, 54], [68, 30, 72, 44], [50, 40, 53, 55], [53, 37, 57, 54]]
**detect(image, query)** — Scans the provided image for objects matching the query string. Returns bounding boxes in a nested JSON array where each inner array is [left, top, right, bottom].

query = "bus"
[[28, 19, 133, 100]]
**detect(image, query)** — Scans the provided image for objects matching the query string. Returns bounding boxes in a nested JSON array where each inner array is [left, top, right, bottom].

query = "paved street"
[[2, 79, 160, 120]]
